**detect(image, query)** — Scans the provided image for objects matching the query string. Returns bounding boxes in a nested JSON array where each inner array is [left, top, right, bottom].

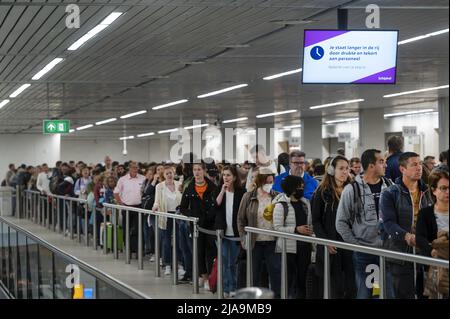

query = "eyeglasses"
[[437, 185, 449, 192], [291, 161, 305, 166]]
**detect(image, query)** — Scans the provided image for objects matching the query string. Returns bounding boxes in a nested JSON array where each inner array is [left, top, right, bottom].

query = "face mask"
[[262, 183, 273, 193], [293, 188, 304, 200]]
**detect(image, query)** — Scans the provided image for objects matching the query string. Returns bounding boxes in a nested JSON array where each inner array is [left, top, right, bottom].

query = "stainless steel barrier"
[[244, 226, 449, 299], [22, 190, 89, 245], [102, 203, 200, 294]]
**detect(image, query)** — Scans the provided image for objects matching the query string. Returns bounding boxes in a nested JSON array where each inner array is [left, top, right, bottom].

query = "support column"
[[439, 97, 449, 151], [359, 108, 385, 153], [301, 117, 323, 160]]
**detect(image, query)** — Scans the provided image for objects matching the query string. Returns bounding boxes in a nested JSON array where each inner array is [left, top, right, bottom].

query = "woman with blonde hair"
[[153, 165, 182, 276]]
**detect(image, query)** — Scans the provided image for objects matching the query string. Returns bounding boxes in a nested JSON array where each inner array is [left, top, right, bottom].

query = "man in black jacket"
[[380, 152, 432, 299]]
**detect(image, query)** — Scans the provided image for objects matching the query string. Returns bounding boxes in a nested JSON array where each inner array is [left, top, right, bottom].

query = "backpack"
[[350, 177, 393, 224], [49, 175, 62, 194]]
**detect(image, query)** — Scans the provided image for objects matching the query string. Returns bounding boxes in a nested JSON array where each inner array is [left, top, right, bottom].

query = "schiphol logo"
[[310, 46, 325, 60]]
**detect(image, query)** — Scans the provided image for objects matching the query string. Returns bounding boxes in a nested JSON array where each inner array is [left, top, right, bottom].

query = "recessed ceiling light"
[[324, 118, 359, 124], [384, 109, 435, 118], [197, 84, 248, 99], [95, 118, 117, 125], [120, 110, 147, 119], [68, 12, 123, 51], [137, 132, 155, 138], [263, 68, 302, 80], [184, 124, 209, 130], [383, 85, 449, 98], [31, 58, 64, 80], [398, 28, 449, 45], [158, 128, 179, 134], [0, 99, 10, 109], [119, 136, 134, 140], [222, 117, 248, 124], [152, 99, 188, 110], [256, 110, 297, 118], [9, 84, 31, 98], [309, 99, 364, 110], [76, 124, 94, 131]]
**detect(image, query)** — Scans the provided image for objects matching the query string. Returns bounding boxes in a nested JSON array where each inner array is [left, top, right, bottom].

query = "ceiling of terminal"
[[0, 0, 448, 138]]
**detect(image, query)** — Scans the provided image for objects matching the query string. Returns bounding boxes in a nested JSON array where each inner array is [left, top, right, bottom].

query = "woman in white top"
[[215, 165, 246, 297], [153, 165, 182, 275]]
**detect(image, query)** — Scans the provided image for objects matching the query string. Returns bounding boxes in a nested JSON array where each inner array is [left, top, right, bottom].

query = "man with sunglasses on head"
[[336, 149, 393, 299], [272, 150, 318, 201]]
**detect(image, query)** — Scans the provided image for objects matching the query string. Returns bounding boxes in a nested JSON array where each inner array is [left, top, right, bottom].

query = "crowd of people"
[[2, 138, 449, 299]]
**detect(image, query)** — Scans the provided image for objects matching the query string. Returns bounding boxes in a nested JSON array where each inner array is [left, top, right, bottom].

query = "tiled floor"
[[3, 216, 215, 299]]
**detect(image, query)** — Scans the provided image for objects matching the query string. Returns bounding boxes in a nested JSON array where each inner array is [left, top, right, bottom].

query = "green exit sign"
[[43, 120, 70, 134]]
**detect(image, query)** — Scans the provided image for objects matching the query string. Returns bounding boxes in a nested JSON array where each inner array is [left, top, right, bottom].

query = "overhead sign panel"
[[43, 120, 70, 134], [302, 29, 398, 84]]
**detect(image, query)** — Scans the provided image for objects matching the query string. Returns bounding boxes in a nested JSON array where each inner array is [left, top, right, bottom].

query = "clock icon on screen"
[[310, 46, 324, 60]]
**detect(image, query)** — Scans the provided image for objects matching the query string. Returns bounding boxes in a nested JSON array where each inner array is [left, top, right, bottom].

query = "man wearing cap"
[[272, 150, 318, 201]]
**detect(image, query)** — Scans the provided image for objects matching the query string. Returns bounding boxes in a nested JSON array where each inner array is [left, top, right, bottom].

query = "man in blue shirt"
[[272, 150, 318, 200], [385, 135, 404, 182]]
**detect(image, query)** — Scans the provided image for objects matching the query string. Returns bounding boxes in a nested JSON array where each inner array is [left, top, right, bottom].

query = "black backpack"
[[275, 201, 289, 225], [49, 175, 62, 194]]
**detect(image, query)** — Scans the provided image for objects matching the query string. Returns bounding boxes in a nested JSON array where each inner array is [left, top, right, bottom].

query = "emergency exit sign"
[[43, 120, 70, 134]]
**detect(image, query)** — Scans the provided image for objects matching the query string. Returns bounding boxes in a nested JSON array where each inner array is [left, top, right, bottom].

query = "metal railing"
[[1, 216, 148, 299], [244, 226, 449, 299], [13, 188, 448, 299], [101, 203, 201, 294]]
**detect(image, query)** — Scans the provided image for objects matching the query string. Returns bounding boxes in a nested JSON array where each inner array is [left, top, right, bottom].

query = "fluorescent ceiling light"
[[68, 12, 123, 51], [283, 124, 302, 130], [119, 136, 134, 140], [384, 109, 435, 118], [0, 99, 10, 109], [158, 128, 179, 134], [222, 117, 248, 124], [31, 58, 64, 80], [152, 99, 188, 110], [383, 85, 449, 98], [95, 118, 117, 125], [197, 84, 248, 98], [9, 84, 31, 98], [100, 12, 123, 25], [184, 124, 209, 130], [263, 68, 302, 80], [309, 99, 365, 110], [69, 129, 75, 133], [137, 132, 155, 138], [76, 124, 94, 131], [120, 110, 147, 119], [325, 118, 359, 124], [398, 28, 449, 45], [256, 110, 297, 118]]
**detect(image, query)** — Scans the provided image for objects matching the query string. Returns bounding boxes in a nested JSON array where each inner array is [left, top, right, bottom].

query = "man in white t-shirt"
[[36, 163, 51, 195]]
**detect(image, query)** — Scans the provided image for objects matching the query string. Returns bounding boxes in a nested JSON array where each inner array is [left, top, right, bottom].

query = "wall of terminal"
[[0, 134, 61, 182]]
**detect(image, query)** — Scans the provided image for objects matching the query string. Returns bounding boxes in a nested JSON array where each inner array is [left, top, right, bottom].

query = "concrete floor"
[[3, 216, 215, 299]]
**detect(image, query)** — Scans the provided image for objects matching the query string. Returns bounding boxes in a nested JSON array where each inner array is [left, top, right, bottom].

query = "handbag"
[[208, 258, 218, 294]]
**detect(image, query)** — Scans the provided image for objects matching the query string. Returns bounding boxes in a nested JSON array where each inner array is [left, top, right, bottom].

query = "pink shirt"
[[114, 173, 146, 206]]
